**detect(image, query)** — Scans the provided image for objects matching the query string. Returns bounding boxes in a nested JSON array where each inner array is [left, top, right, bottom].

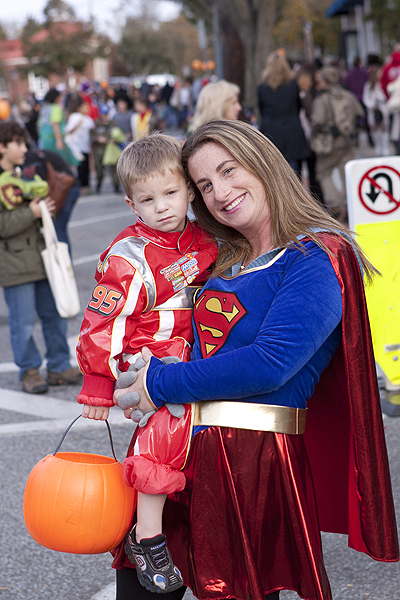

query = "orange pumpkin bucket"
[[23, 416, 137, 554]]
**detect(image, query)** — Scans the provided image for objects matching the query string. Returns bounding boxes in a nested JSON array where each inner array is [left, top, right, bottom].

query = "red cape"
[[304, 233, 399, 561]]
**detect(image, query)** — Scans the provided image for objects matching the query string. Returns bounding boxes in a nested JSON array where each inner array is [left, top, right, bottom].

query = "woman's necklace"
[[240, 244, 275, 271]]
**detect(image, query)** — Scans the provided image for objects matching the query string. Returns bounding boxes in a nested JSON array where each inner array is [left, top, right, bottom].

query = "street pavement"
[[1, 139, 400, 600]]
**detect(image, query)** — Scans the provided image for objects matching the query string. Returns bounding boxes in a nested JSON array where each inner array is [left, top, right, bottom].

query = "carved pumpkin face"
[[23, 452, 137, 554]]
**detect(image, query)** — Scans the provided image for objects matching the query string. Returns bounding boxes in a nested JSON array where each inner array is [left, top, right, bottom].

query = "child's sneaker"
[[124, 525, 184, 593]]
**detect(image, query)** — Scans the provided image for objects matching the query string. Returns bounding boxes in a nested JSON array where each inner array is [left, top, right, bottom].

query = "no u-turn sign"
[[346, 157, 400, 228], [359, 165, 400, 216]]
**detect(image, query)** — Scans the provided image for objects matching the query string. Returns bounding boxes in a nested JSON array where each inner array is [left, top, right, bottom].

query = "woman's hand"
[[113, 347, 155, 419]]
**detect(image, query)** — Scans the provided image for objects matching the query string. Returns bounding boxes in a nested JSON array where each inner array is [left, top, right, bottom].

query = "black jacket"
[[258, 79, 311, 161]]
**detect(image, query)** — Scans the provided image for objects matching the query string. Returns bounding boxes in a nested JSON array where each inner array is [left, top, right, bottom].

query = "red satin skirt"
[[112, 426, 332, 600]]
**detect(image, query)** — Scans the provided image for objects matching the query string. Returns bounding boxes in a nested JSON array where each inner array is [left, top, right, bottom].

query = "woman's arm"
[[50, 104, 64, 150], [52, 121, 64, 150], [118, 245, 343, 409]]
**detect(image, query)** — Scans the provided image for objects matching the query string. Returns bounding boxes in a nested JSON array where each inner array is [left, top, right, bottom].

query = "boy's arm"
[[76, 254, 147, 408]]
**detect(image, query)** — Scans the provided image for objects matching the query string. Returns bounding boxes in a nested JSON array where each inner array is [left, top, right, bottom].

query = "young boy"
[[0, 121, 82, 393], [77, 133, 218, 593]]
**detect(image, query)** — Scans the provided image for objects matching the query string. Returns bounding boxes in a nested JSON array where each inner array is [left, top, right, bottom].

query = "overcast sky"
[[1, 0, 180, 36]]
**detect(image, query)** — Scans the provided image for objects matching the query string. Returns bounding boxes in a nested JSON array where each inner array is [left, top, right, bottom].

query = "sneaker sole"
[[124, 541, 183, 594], [23, 385, 48, 394]]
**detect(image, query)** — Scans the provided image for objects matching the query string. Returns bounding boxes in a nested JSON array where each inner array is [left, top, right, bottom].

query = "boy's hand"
[[29, 196, 43, 218], [82, 404, 110, 420], [43, 195, 56, 214], [30, 195, 56, 218]]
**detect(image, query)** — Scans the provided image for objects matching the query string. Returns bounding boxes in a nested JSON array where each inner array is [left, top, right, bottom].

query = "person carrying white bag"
[[0, 120, 82, 394]]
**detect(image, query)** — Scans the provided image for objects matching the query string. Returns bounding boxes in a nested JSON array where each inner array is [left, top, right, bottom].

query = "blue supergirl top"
[[145, 239, 343, 410]]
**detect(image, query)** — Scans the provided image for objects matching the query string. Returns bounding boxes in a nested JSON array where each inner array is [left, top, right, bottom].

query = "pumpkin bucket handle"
[[53, 415, 118, 462]]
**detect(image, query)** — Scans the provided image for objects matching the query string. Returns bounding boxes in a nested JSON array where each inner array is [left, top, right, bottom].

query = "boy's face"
[[0, 139, 27, 170], [126, 168, 193, 233]]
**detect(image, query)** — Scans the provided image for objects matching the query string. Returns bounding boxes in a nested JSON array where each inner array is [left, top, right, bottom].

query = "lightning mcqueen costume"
[[113, 233, 399, 600], [76, 218, 217, 411]]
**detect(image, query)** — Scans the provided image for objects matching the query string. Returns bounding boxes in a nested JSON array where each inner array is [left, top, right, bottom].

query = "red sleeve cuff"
[[77, 374, 115, 407]]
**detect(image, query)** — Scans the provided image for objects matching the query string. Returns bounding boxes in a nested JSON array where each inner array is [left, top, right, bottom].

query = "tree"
[[159, 14, 204, 76], [44, 0, 77, 24], [177, 0, 276, 111], [274, 0, 340, 58], [116, 18, 177, 75], [0, 22, 8, 41], [366, 0, 400, 56], [21, 18, 42, 45], [21, 0, 104, 79], [114, 12, 201, 77]]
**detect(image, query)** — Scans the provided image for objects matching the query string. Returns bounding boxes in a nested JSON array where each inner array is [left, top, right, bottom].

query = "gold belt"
[[192, 401, 307, 434]]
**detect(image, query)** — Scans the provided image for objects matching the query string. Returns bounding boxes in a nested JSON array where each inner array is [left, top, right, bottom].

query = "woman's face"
[[188, 142, 271, 242], [297, 73, 312, 92], [224, 95, 242, 120]]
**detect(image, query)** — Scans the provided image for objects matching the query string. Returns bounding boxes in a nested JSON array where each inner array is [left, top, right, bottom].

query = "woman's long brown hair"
[[181, 120, 377, 281]]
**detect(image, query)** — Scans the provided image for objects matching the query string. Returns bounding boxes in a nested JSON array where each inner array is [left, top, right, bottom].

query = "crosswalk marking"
[[0, 389, 131, 436]]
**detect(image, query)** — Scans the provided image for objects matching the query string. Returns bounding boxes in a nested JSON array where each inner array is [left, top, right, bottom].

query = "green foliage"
[[367, 0, 400, 54], [274, 0, 340, 57], [20, 0, 103, 78], [23, 23, 96, 76], [43, 0, 77, 24], [21, 18, 42, 45], [115, 17, 185, 76], [179, 0, 212, 23], [0, 22, 8, 41]]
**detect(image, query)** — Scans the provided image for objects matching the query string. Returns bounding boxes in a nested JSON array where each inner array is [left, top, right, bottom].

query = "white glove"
[[115, 355, 185, 425]]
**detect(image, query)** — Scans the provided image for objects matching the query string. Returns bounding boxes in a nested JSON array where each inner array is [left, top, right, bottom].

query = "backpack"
[[328, 89, 358, 140], [310, 90, 358, 155]]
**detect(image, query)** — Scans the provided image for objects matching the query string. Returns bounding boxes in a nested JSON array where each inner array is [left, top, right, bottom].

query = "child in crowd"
[[77, 133, 218, 593], [131, 96, 158, 140], [0, 121, 82, 394]]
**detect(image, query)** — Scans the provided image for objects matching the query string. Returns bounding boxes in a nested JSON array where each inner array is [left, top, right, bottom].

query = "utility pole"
[[212, 1, 224, 80]]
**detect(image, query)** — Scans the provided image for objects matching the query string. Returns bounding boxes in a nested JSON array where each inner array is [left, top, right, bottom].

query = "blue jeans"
[[3, 279, 72, 379], [54, 184, 81, 249]]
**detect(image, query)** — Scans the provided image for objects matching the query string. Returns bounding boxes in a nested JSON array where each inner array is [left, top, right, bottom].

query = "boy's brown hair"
[[0, 121, 29, 158], [117, 133, 185, 199]]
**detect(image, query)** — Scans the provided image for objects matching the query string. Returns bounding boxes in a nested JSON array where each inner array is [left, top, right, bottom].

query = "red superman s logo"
[[194, 290, 247, 358]]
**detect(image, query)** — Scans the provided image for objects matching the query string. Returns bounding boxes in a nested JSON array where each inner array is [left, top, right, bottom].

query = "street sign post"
[[345, 157, 400, 393]]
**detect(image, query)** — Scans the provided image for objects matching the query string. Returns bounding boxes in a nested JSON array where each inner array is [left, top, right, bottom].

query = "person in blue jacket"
[[112, 120, 399, 600]]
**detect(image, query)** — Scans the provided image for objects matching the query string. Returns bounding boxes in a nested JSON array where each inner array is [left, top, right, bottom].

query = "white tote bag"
[[40, 200, 80, 318]]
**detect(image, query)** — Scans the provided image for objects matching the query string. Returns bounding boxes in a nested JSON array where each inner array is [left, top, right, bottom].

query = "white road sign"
[[345, 156, 400, 229]]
